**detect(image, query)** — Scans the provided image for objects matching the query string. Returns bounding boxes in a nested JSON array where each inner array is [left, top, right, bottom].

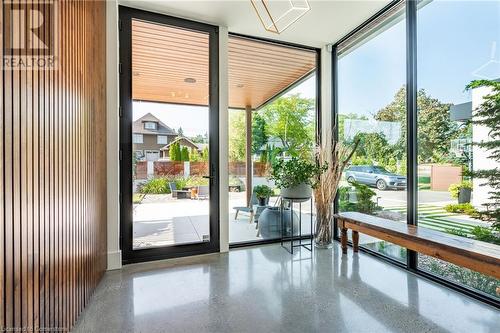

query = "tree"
[[177, 127, 184, 137], [190, 133, 208, 144], [466, 80, 500, 228], [169, 142, 183, 161], [169, 142, 178, 161], [261, 94, 315, 158], [252, 113, 268, 155], [181, 146, 190, 161], [375, 86, 464, 163], [228, 110, 246, 161], [189, 148, 201, 162], [201, 146, 209, 162]]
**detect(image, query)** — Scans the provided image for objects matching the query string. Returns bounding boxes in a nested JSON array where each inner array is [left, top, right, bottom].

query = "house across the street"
[[132, 113, 178, 161]]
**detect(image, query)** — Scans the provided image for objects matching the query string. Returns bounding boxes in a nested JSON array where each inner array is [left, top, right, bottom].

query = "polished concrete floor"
[[73, 243, 500, 333]]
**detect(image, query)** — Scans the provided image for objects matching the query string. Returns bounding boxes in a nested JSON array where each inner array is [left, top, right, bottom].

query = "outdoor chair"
[[169, 182, 190, 199], [195, 185, 209, 200], [233, 190, 270, 222]]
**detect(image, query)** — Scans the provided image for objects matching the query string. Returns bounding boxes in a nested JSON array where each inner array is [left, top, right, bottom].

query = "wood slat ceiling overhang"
[[132, 20, 317, 110]]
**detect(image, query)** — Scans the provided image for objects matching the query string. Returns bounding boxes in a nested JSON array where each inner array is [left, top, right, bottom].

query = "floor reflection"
[[73, 244, 500, 333]]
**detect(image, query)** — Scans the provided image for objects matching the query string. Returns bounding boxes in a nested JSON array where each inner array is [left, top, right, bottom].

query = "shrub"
[[444, 203, 478, 217], [471, 226, 500, 245], [185, 176, 209, 187], [338, 181, 380, 214], [448, 181, 472, 199], [138, 177, 170, 194]]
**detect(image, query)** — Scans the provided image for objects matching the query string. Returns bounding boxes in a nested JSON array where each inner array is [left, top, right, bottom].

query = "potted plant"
[[313, 133, 359, 248], [254, 185, 274, 206], [269, 157, 325, 201], [449, 180, 472, 204]]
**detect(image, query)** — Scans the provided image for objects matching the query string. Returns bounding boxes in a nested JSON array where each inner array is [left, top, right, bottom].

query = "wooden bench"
[[334, 211, 500, 279]]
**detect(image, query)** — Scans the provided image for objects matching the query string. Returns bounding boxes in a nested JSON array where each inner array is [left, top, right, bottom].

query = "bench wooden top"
[[335, 212, 500, 262]]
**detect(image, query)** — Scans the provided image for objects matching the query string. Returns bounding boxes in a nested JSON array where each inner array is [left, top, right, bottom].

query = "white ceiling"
[[118, 0, 391, 48]]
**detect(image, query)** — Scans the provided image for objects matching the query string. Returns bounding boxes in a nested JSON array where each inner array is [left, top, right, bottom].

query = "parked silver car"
[[345, 165, 406, 190]]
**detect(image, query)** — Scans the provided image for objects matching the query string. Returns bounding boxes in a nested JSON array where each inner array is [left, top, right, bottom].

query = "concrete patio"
[[133, 192, 315, 248]]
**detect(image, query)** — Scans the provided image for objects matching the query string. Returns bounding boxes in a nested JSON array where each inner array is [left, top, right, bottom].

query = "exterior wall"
[[430, 165, 462, 191], [472, 86, 499, 208], [133, 133, 176, 154]]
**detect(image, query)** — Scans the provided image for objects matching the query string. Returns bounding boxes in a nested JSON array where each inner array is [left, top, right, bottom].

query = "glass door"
[[119, 7, 219, 263]]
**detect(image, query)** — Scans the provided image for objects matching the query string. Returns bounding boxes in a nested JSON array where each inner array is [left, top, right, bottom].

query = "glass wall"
[[228, 76, 318, 244], [416, 0, 500, 299], [337, 3, 408, 262], [335, 0, 500, 301], [227, 34, 318, 245]]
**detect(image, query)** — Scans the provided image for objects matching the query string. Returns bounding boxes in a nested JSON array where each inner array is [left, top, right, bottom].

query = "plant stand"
[[280, 197, 313, 254]]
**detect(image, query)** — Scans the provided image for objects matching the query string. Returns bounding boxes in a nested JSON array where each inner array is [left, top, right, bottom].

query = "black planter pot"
[[258, 197, 267, 206], [458, 188, 472, 204]]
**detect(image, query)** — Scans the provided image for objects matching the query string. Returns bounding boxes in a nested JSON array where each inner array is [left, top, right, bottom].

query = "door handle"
[[202, 175, 213, 179]]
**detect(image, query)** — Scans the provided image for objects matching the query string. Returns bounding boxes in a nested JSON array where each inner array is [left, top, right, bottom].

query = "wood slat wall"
[[1, 1, 107, 332]]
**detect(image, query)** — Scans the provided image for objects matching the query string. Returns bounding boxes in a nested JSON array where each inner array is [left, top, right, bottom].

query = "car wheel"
[[347, 176, 355, 183], [376, 179, 387, 190]]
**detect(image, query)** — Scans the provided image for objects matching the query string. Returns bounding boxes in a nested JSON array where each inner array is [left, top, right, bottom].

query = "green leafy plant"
[[138, 177, 170, 194], [448, 181, 472, 199], [269, 157, 326, 189], [444, 203, 479, 217], [185, 176, 209, 187], [254, 185, 274, 199], [470, 226, 500, 245], [338, 182, 380, 214]]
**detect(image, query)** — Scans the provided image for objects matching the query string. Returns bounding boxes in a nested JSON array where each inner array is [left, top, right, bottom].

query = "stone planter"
[[280, 183, 312, 202]]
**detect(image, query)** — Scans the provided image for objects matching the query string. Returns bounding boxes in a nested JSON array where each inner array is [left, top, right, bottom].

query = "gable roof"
[[133, 113, 177, 135], [160, 136, 200, 151]]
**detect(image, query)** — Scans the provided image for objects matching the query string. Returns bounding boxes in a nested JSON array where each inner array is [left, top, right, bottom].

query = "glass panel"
[[131, 19, 211, 249], [416, 0, 500, 299], [337, 4, 407, 262], [228, 76, 318, 243], [226, 35, 318, 244]]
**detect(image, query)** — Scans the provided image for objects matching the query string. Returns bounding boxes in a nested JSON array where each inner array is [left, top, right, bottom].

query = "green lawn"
[[385, 204, 478, 236]]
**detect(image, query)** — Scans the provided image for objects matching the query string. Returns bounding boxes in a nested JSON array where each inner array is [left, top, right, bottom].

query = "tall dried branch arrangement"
[[314, 131, 359, 246]]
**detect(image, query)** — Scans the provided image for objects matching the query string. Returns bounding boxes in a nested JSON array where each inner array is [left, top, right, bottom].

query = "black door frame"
[[119, 6, 220, 264]]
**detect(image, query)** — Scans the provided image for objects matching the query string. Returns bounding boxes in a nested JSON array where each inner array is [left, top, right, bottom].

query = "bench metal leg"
[[341, 228, 348, 254], [352, 231, 359, 252]]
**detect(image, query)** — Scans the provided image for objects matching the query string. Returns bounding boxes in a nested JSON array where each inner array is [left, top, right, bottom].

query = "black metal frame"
[[227, 33, 322, 249], [331, 0, 500, 308], [280, 198, 314, 254], [118, 6, 220, 264]]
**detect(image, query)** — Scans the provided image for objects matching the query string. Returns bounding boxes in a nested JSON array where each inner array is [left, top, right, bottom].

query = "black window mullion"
[[405, 0, 418, 270], [332, 45, 339, 241]]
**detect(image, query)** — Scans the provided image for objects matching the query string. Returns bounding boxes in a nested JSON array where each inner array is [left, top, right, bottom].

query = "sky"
[[134, 1, 500, 136], [338, 0, 500, 117]]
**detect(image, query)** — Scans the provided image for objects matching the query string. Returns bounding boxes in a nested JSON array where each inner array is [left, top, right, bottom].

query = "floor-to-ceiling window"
[[416, 0, 500, 299], [337, 2, 408, 262], [227, 35, 319, 244], [334, 0, 500, 303]]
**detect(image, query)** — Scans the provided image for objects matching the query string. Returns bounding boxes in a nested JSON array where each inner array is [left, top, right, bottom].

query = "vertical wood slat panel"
[[0, 1, 4, 329], [1, 1, 107, 332]]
